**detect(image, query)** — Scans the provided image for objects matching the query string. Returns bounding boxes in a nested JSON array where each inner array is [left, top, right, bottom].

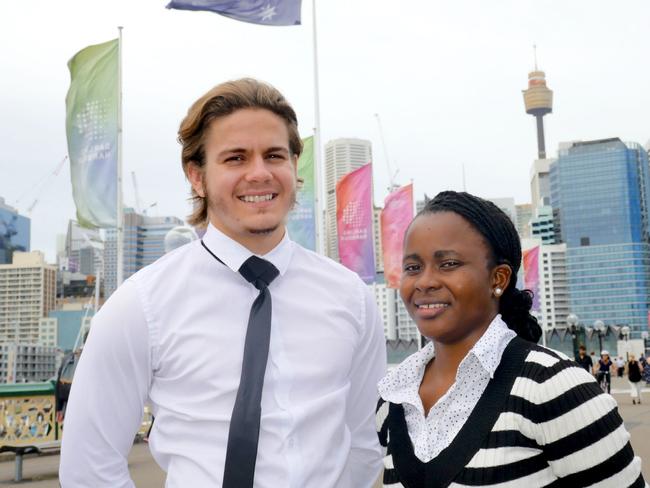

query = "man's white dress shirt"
[[378, 315, 515, 462], [60, 225, 386, 487]]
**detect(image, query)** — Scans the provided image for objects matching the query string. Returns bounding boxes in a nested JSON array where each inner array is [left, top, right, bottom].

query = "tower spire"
[[522, 52, 553, 160]]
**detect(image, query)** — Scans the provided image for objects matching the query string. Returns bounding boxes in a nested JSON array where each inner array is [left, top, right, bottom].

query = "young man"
[[575, 344, 593, 373], [59, 78, 386, 487]]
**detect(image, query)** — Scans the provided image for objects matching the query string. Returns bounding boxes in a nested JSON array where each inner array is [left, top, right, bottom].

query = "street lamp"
[[620, 325, 631, 360], [593, 320, 606, 354], [567, 313, 580, 359]]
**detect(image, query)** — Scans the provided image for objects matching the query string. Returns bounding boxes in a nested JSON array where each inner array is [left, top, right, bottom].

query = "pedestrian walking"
[[575, 344, 593, 373], [617, 356, 626, 378], [627, 355, 643, 405], [643, 358, 650, 386]]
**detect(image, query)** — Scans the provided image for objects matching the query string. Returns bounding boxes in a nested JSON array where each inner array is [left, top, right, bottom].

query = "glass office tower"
[[550, 138, 650, 338]]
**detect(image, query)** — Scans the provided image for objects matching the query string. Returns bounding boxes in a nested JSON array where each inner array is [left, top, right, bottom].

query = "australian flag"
[[166, 0, 302, 26]]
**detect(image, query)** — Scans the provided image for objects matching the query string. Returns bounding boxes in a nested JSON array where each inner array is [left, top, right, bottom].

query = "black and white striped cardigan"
[[376, 337, 646, 487]]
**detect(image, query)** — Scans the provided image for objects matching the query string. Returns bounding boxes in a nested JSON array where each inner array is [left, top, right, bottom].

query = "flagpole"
[[311, 0, 323, 255], [116, 26, 124, 287]]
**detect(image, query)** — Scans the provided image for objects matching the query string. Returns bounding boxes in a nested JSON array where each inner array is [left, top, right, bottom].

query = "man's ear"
[[186, 162, 205, 198]]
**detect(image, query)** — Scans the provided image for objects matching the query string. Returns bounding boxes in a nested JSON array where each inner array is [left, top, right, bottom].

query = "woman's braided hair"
[[419, 191, 542, 343]]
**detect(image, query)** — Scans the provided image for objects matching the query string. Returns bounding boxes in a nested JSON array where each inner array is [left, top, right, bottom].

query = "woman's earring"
[[494, 287, 503, 297]]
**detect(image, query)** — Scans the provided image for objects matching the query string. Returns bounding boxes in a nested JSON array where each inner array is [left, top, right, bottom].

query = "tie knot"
[[238, 256, 279, 290]]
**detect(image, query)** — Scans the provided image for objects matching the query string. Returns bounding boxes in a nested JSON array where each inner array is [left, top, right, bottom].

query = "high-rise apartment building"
[[370, 281, 397, 340], [61, 220, 103, 276], [488, 198, 532, 239], [0, 251, 56, 343], [530, 206, 556, 244], [522, 239, 569, 334], [0, 343, 57, 383], [104, 209, 183, 298], [550, 138, 650, 338], [39, 303, 94, 352], [324, 138, 372, 261], [0, 197, 30, 265]]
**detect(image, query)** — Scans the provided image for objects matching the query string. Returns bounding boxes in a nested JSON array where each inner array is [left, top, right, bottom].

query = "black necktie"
[[222, 255, 279, 488]]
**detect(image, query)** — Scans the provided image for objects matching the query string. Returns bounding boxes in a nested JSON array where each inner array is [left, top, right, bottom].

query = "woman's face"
[[400, 211, 510, 344]]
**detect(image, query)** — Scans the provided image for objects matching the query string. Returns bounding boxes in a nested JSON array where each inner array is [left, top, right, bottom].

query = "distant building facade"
[[0, 197, 30, 265], [39, 304, 94, 352], [104, 209, 183, 298], [0, 343, 57, 383], [551, 138, 650, 338], [0, 251, 56, 343]]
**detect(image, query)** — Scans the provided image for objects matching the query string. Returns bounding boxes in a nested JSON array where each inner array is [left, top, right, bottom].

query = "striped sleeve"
[[520, 346, 645, 487], [375, 398, 405, 487]]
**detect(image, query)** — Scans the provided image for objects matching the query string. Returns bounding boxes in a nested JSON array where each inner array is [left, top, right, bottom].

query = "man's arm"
[[59, 280, 151, 488], [344, 282, 387, 487]]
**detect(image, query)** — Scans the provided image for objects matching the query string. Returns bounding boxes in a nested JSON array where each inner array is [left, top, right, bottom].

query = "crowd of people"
[[576, 345, 650, 404]]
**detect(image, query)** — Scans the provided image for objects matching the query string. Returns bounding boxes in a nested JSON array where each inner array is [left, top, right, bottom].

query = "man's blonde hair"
[[178, 78, 303, 228]]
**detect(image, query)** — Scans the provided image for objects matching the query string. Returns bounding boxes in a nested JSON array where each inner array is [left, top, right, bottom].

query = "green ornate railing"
[[0, 381, 59, 481], [0, 381, 58, 447]]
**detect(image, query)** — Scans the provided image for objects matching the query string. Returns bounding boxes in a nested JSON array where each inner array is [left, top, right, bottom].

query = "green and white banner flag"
[[287, 136, 316, 251], [65, 39, 118, 228]]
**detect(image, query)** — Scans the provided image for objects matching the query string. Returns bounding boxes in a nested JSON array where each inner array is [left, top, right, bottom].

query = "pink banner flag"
[[336, 163, 375, 283], [381, 184, 414, 288], [522, 246, 541, 312]]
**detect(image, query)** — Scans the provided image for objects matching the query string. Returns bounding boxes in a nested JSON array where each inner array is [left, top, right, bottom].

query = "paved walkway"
[[1, 376, 648, 486]]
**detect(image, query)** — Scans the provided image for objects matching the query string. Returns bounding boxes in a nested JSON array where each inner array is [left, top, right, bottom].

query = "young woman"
[[627, 354, 643, 405], [376, 191, 644, 487]]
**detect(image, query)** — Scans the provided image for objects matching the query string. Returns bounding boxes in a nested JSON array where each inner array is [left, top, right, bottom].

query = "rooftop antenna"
[[533, 43, 538, 70]]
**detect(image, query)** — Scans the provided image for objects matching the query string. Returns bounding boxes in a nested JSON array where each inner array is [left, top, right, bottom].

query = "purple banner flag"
[[166, 0, 302, 26], [336, 163, 375, 283], [523, 245, 541, 312]]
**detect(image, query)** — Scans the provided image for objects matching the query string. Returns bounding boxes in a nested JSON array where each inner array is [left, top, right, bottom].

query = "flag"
[[287, 136, 316, 250], [381, 184, 413, 288], [522, 246, 541, 312], [65, 39, 118, 228], [166, 0, 302, 26], [336, 163, 375, 283]]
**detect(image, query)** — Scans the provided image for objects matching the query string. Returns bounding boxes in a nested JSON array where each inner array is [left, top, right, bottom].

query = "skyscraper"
[[104, 209, 183, 298], [0, 197, 30, 265], [324, 138, 372, 261], [0, 251, 56, 343], [551, 138, 650, 338], [61, 220, 103, 275]]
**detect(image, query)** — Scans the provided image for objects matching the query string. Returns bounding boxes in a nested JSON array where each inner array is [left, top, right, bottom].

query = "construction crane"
[[131, 171, 143, 214], [131, 171, 157, 214], [374, 113, 400, 192], [14, 156, 67, 215]]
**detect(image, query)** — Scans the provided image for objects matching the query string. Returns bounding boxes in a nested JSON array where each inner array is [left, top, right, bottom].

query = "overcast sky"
[[2, 0, 649, 262]]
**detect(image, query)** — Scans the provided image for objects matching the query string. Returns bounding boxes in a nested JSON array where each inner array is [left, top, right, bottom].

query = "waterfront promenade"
[[1, 376, 649, 486]]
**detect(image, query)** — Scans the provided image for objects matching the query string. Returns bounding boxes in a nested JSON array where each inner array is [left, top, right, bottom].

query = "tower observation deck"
[[523, 68, 553, 159]]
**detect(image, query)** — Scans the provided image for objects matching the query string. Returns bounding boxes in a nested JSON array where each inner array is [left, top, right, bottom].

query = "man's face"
[[188, 108, 298, 253]]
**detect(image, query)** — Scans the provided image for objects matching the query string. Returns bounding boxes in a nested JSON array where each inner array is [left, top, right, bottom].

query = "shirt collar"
[[201, 223, 293, 277], [378, 314, 515, 404], [470, 314, 515, 379]]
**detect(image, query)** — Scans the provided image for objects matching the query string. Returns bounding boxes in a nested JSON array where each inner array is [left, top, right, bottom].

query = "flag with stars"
[[65, 39, 118, 228], [166, 0, 302, 26]]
